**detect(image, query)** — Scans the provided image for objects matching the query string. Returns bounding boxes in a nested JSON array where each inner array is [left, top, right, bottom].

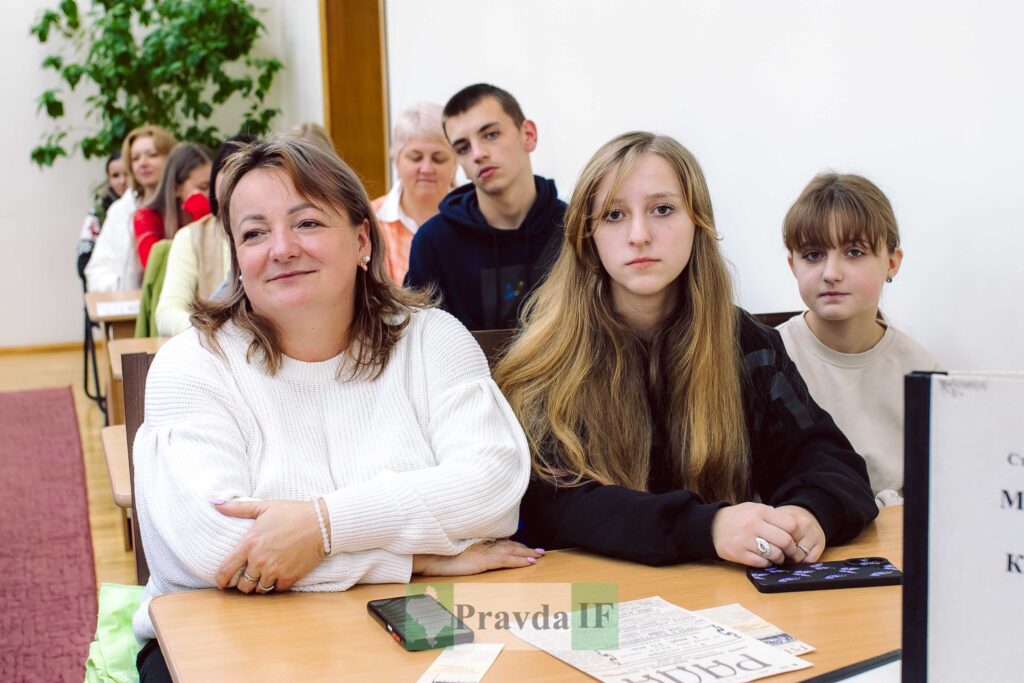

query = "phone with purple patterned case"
[[746, 557, 902, 593]]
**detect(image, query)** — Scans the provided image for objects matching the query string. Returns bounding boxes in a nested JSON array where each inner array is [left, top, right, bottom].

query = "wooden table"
[[106, 337, 167, 425], [84, 290, 142, 341], [101, 425, 131, 509], [101, 424, 133, 551], [150, 508, 902, 682]]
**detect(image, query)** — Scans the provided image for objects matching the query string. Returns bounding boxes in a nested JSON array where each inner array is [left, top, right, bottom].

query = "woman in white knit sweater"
[[132, 138, 539, 681]]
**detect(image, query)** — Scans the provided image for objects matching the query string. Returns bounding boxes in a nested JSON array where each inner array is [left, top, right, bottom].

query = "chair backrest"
[[470, 328, 517, 369], [123, 351, 155, 585], [753, 311, 801, 328]]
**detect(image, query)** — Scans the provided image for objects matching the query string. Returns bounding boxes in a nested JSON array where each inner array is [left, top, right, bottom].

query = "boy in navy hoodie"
[[405, 84, 566, 330]]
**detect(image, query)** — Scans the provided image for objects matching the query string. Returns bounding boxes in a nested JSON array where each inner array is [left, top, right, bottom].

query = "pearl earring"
[[360, 254, 370, 272], [886, 276, 893, 283], [238, 274, 243, 282]]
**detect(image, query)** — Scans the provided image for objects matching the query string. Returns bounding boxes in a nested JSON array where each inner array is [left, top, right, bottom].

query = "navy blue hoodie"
[[405, 175, 566, 331]]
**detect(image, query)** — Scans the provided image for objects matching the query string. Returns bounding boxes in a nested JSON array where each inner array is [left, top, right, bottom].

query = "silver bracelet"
[[312, 497, 331, 556]]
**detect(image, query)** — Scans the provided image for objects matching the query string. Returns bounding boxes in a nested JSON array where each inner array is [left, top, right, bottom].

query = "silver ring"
[[796, 543, 810, 558], [256, 581, 276, 594], [241, 569, 259, 584], [755, 537, 772, 558]]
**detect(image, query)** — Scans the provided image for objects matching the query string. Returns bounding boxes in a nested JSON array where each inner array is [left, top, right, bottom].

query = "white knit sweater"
[[131, 308, 530, 641]]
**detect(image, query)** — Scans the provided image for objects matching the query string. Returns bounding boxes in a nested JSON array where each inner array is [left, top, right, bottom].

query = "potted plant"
[[30, 0, 283, 167]]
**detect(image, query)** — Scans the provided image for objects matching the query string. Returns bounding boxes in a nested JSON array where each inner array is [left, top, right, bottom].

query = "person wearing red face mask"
[[133, 143, 213, 268]]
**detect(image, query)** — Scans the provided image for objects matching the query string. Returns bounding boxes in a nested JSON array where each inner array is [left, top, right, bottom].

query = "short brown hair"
[[121, 124, 177, 193], [442, 84, 525, 135], [191, 137, 431, 379], [783, 172, 900, 254]]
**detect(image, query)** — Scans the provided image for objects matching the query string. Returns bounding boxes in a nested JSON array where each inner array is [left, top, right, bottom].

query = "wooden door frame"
[[319, 0, 390, 197]]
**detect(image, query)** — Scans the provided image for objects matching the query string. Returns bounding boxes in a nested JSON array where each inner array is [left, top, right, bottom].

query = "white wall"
[[385, 0, 1024, 371], [0, 0, 322, 348], [252, 0, 324, 132]]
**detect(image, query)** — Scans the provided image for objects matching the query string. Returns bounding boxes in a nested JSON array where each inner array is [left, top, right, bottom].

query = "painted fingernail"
[[527, 557, 537, 564], [534, 548, 546, 555], [209, 498, 226, 505]]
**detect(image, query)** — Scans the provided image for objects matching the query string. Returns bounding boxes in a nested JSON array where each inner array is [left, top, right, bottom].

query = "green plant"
[[30, 0, 283, 167]]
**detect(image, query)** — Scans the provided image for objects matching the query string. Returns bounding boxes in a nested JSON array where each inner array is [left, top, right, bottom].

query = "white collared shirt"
[[376, 180, 419, 234]]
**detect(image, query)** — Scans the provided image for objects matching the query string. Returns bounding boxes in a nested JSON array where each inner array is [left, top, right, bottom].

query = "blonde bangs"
[[783, 173, 899, 254]]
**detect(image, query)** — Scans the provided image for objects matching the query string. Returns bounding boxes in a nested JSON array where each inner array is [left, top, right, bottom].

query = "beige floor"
[[0, 344, 136, 587]]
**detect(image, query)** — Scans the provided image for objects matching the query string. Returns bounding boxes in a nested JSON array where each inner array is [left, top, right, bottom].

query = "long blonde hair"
[[494, 132, 749, 503], [191, 137, 431, 379]]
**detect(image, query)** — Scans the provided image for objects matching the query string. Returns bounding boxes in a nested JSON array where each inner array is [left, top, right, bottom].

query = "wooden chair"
[[753, 310, 801, 328], [122, 351, 155, 585], [468, 318, 800, 368], [470, 329, 516, 368]]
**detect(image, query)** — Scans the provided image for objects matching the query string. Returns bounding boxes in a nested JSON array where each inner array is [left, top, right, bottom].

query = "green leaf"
[[59, 0, 80, 30], [42, 55, 63, 71], [37, 90, 64, 118], [31, 144, 67, 167], [62, 64, 85, 89], [30, 10, 61, 42]]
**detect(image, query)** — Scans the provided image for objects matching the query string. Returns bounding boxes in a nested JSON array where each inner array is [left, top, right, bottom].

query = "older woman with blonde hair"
[[131, 137, 539, 681], [373, 102, 457, 283], [495, 131, 877, 569]]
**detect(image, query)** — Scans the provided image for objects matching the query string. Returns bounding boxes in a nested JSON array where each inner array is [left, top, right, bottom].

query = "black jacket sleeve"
[[738, 312, 878, 545], [517, 476, 727, 566]]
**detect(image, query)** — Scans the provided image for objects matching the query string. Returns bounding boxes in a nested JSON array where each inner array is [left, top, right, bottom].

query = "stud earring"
[[886, 276, 893, 283], [238, 274, 243, 282], [360, 254, 370, 272]]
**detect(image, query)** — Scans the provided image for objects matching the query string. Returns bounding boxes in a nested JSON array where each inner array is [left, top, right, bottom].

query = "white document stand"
[[903, 372, 1024, 682]]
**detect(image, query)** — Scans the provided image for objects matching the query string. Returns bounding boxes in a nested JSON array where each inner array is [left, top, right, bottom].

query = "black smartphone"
[[746, 557, 902, 593], [367, 594, 474, 651]]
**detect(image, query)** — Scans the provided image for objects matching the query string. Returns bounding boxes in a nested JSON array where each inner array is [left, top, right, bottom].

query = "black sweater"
[[405, 176, 566, 331], [516, 310, 879, 566]]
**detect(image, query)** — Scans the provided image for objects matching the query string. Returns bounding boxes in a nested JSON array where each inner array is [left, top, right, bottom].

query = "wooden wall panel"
[[320, 0, 389, 197]]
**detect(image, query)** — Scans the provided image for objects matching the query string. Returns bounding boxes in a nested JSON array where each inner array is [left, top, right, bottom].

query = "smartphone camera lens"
[[845, 557, 885, 567]]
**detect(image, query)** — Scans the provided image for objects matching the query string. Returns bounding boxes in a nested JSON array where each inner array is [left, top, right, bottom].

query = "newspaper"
[[509, 596, 811, 682], [695, 603, 814, 656]]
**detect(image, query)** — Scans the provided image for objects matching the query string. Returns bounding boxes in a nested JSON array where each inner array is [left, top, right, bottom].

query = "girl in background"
[[156, 135, 256, 337], [134, 143, 213, 268], [372, 103, 457, 284], [777, 173, 939, 506], [85, 124, 177, 292], [76, 151, 128, 283], [496, 132, 877, 568]]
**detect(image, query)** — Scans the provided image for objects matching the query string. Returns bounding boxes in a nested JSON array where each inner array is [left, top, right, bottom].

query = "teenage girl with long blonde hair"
[[495, 132, 878, 568]]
